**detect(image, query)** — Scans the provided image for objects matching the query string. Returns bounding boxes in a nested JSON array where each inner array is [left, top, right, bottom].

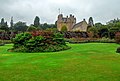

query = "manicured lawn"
[[0, 43, 120, 81]]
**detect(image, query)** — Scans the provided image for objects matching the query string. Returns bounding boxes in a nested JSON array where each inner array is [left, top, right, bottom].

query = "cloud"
[[0, 0, 120, 25]]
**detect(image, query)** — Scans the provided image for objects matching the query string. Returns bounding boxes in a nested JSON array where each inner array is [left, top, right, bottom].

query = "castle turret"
[[58, 14, 63, 20], [57, 14, 77, 31]]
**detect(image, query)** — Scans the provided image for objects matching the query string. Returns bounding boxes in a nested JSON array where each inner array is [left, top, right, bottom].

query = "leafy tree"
[[107, 18, 120, 24], [46, 28, 58, 32], [14, 21, 28, 32], [88, 27, 98, 38], [61, 25, 67, 32], [34, 16, 40, 28], [98, 26, 109, 38], [41, 23, 49, 29], [27, 26, 37, 32], [115, 32, 120, 44], [105, 19, 120, 38], [94, 23, 103, 28]]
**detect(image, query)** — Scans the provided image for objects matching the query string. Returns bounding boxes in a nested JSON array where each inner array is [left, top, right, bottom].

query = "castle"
[[57, 14, 88, 32]]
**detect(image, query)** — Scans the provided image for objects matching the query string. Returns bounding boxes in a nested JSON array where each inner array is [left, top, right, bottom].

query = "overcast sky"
[[0, 0, 120, 25]]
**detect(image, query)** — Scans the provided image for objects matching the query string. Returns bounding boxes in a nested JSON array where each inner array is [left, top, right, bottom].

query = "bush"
[[116, 47, 120, 53], [0, 40, 4, 46], [12, 32, 32, 48], [66, 37, 115, 44], [10, 31, 70, 53], [61, 25, 67, 32], [27, 26, 37, 32], [115, 32, 120, 44]]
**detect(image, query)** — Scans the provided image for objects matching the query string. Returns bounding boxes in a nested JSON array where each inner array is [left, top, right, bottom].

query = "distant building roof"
[[72, 19, 88, 29], [72, 21, 84, 29]]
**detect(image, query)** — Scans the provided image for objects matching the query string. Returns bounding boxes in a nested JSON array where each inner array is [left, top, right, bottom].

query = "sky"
[[0, 0, 120, 25]]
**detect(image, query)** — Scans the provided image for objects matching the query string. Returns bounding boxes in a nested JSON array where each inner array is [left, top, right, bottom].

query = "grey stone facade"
[[57, 14, 88, 32]]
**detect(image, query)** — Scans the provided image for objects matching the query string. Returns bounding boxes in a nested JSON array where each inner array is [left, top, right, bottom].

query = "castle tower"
[[57, 14, 76, 31]]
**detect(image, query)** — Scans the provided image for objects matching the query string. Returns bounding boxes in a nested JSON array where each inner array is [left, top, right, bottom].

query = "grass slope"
[[0, 43, 120, 81]]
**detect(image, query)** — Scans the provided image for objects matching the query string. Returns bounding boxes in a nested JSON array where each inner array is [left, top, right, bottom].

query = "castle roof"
[[72, 20, 88, 29]]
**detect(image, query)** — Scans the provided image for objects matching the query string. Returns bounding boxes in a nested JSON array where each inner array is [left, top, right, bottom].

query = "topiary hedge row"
[[9, 31, 70, 53]]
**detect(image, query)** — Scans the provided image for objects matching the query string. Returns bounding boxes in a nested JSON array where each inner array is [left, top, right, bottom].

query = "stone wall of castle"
[[57, 14, 76, 31], [72, 20, 88, 32], [57, 14, 88, 32]]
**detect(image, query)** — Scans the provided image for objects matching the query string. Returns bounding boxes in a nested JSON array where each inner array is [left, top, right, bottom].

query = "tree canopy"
[[34, 16, 40, 28]]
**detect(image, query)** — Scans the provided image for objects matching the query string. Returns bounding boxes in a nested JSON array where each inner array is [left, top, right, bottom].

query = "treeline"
[[0, 16, 57, 32], [0, 16, 120, 40], [0, 16, 57, 40], [88, 18, 120, 39]]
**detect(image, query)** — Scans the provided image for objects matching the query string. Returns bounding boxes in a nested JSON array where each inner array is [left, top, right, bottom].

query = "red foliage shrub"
[[30, 30, 53, 38], [115, 32, 120, 44]]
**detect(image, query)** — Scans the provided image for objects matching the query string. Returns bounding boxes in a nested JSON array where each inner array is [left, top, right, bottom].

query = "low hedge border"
[[66, 40, 115, 44], [0, 43, 5, 46]]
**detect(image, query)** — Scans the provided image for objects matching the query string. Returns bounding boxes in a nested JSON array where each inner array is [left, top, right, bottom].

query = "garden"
[[0, 30, 120, 81], [0, 18, 120, 81], [0, 43, 120, 81]]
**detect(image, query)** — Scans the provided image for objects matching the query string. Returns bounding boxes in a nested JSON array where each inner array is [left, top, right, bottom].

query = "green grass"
[[0, 43, 120, 81]]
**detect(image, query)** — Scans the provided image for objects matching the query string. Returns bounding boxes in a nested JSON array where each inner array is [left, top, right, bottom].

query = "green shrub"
[[10, 31, 70, 53], [0, 40, 4, 46], [61, 25, 67, 32], [116, 47, 120, 53], [27, 26, 37, 32], [66, 37, 115, 44], [12, 32, 32, 48], [3, 40, 12, 44], [115, 32, 120, 44]]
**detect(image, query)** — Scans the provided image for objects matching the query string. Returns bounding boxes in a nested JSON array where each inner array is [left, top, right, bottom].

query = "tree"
[[10, 17, 14, 29], [14, 21, 28, 32], [27, 26, 37, 32], [88, 27, 98, 38], [97, 26, 109, 38], [115, 32, 120, 44], [61, 25, 67, 32], [94, 23, 103, 28], [34, 16, 40, 28], [88, 17, 94, 27], [40, 23, 57, 30], [1, 18, 5, 26], [0, 18, 9, 31], [46, 28, 58, 32], [41, 23, 49, 29]]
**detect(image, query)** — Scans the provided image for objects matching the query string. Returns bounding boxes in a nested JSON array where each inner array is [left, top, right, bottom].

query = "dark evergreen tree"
[[0, 18, 9, 31], [34, 16, 40, 28], [88, 17, 94, 27], [1, 18, 5, 26], [10, 17, 14, 29], [14, 21, 28, 32]]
